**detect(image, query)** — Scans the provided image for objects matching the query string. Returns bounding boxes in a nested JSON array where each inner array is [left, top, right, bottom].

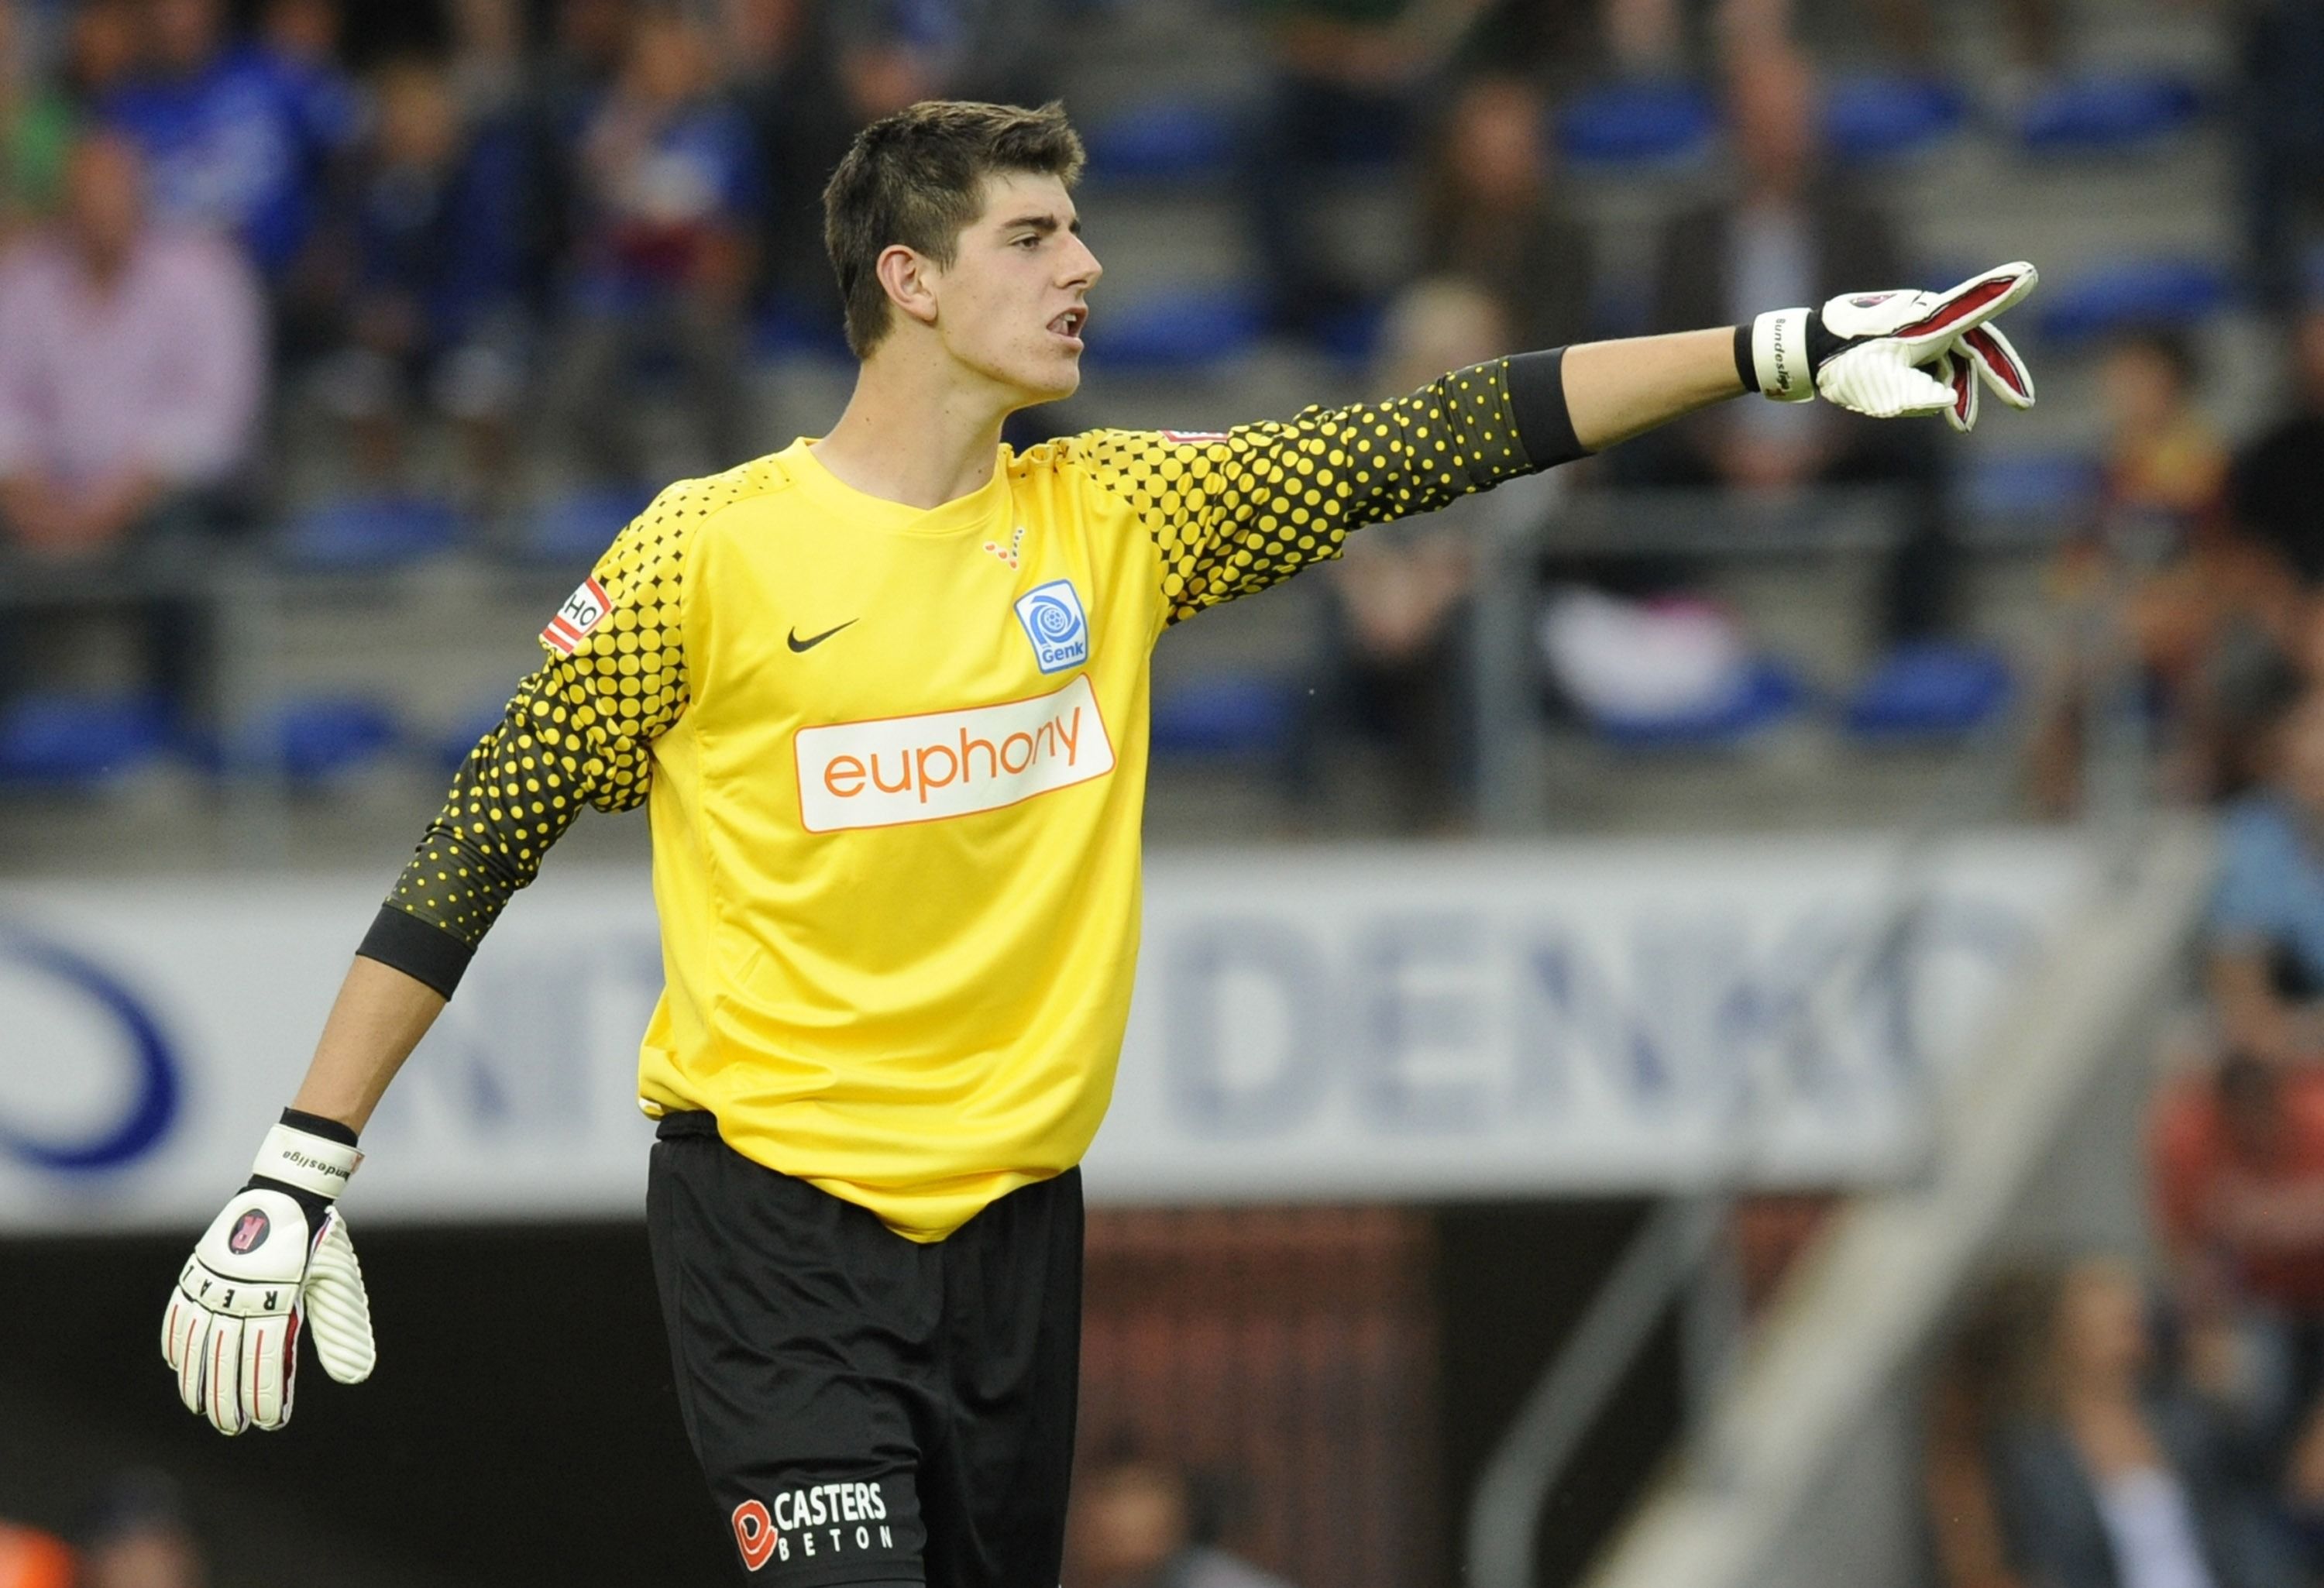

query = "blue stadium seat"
[[1964, 452, 2102, 522], [2035, 257, 2229, 345], [241, 695, 404, 785], [435, 696, 511, 770], [1082, 98, 1239, 186], [1084, 286, 1266, 372], [1556, 80, 1717, 170], [1841, 642, 2014, 742], [0, 689, 174, 788], [277, 493, 463, 572], [2015, 71, 2203, 153], [1152, 673, 1301, 759], [1588, 656, 1807, 749], [1824, 75, 1968, 164], [521, 483, 657, 566]]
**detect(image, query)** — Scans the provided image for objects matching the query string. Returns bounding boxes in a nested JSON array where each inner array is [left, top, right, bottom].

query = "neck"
[[812, 342, 1022, 510]]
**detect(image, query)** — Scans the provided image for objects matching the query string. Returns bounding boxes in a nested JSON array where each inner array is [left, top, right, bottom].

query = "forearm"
[[288, 954, 448, 1133], [1560, 327, 1748, 452]]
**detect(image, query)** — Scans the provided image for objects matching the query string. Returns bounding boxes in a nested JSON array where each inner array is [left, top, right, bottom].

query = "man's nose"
[[1061, 235, 1101, 289]]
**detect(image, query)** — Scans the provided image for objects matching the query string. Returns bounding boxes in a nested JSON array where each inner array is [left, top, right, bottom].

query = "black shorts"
[[646, 1112, 1083, 1588]]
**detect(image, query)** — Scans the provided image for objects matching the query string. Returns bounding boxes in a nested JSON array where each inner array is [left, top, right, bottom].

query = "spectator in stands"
[[76, 1471, 205, 1588], [2151, 1050, 2324, 1478], [827, 0, 1068, 124], [1418, 73, 1594, 352], [0, 130, 262, 559], [447, 0, 525, 122], [1626, 34, 1949, 636], [0, 0, 73, 236], [2033, 330, 2270, 810], [1634, 36, 1910, 493], [1067, 1449, 1294, 1588], [515, 0, 633, 313], [724, 0, 856, 322], [1319, 277, 1554, 830], [101, 0, 358, 288], [2205, 688, 2324, 1066], [2233, 0, 2324, 314], [1601, 0, 2058, 76], [1932, 1258, 2298, 1588], [2233, 307, 2324, 593], [0, 130, 261, 726], [1245, 0, 1493, 340], [59, 0, 140, 109], [545, 8, 759, 483], [316, 57, 524, 504]]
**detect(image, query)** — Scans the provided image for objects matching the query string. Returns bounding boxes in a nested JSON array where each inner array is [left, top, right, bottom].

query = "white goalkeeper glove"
[[161, 1111, 375, 1434], [1745, 260, 2039, 432]]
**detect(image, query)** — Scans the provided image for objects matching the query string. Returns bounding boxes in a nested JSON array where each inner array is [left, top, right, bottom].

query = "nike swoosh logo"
[[787, 620, 856, 653]]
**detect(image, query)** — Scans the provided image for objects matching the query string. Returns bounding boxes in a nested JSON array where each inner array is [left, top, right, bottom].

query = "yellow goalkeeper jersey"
[[370, 359, 1557, 1239]]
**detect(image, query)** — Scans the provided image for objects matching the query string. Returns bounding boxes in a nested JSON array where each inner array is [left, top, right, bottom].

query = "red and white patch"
[[732, 1500, 779, 1571], [541, 577, 611, 655], [1160, 429, 1229, 445]]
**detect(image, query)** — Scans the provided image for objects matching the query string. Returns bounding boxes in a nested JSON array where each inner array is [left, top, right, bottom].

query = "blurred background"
[[4, 0, 2324, 1583]]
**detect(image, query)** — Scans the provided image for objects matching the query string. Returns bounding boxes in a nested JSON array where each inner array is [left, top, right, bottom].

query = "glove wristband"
[[1749, 308, 1817, 402], [251, 1121, 363, 1201]]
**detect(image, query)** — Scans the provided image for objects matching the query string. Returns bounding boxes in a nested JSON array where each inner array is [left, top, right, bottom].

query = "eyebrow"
[[998, 213, 1081, 235]]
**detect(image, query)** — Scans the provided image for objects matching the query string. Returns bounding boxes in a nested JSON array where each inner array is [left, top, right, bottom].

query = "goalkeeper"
[[161, 99, 2038, 1586]]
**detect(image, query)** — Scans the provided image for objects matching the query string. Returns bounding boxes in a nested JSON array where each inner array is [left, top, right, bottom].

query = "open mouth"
[[1048, 306, 1088, 344]]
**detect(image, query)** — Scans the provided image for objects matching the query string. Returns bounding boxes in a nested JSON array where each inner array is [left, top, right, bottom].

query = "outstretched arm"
[[1563, 328, 1752, 452], [1076, 261, 2038, 625]]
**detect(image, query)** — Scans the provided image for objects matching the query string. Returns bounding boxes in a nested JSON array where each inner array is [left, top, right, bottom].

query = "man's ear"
[[875, 244, 939, 330]]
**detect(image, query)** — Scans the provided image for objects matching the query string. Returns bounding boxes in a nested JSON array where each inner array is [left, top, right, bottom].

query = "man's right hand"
[[161, 1113, 376, 1434]]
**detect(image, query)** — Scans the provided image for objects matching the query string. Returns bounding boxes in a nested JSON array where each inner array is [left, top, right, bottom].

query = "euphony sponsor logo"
[[793, 675, 1115, 832]]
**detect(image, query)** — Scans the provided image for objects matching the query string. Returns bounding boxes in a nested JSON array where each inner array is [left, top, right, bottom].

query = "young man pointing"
[[162, 100, 2037, 1586]]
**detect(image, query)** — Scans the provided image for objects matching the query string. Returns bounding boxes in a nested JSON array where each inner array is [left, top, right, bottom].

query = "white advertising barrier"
[[0, 831, 2092, 1231]]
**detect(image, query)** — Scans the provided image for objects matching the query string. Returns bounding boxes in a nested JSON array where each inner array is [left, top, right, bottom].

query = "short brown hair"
[[822, 100, 1086, 358]]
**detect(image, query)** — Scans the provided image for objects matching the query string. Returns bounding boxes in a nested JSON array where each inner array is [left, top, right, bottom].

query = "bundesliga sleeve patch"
[[541, 577, 610, 655]]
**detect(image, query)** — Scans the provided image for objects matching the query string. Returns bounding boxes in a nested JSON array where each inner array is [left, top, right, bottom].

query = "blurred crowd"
[[1925, 624, 2324, 1587], [0, 0, 2319, 827]]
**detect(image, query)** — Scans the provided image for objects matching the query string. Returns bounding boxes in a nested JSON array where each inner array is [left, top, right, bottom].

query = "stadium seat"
[[0, 689, 174, 788], [2034, 257, 2229, 345], [521, 483, 658, 566], [1083, 286, 1266, 372], [276, 493, 463, 572], [1151, 672, 1302, 759], [1823, 75, 1968, 164], [1556, 80, 1717, 170], [1081, 98, 1239, 186], [257, 695, 404, 785], [1587, 656, 1807, 749], [1841, 641, 2014, 742], [2014, 70, 2203, 154]]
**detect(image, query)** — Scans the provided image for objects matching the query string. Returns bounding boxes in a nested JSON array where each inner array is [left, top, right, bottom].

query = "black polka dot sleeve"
[[354, 479, 704, 997], [1073, 353, 1580, 625]]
